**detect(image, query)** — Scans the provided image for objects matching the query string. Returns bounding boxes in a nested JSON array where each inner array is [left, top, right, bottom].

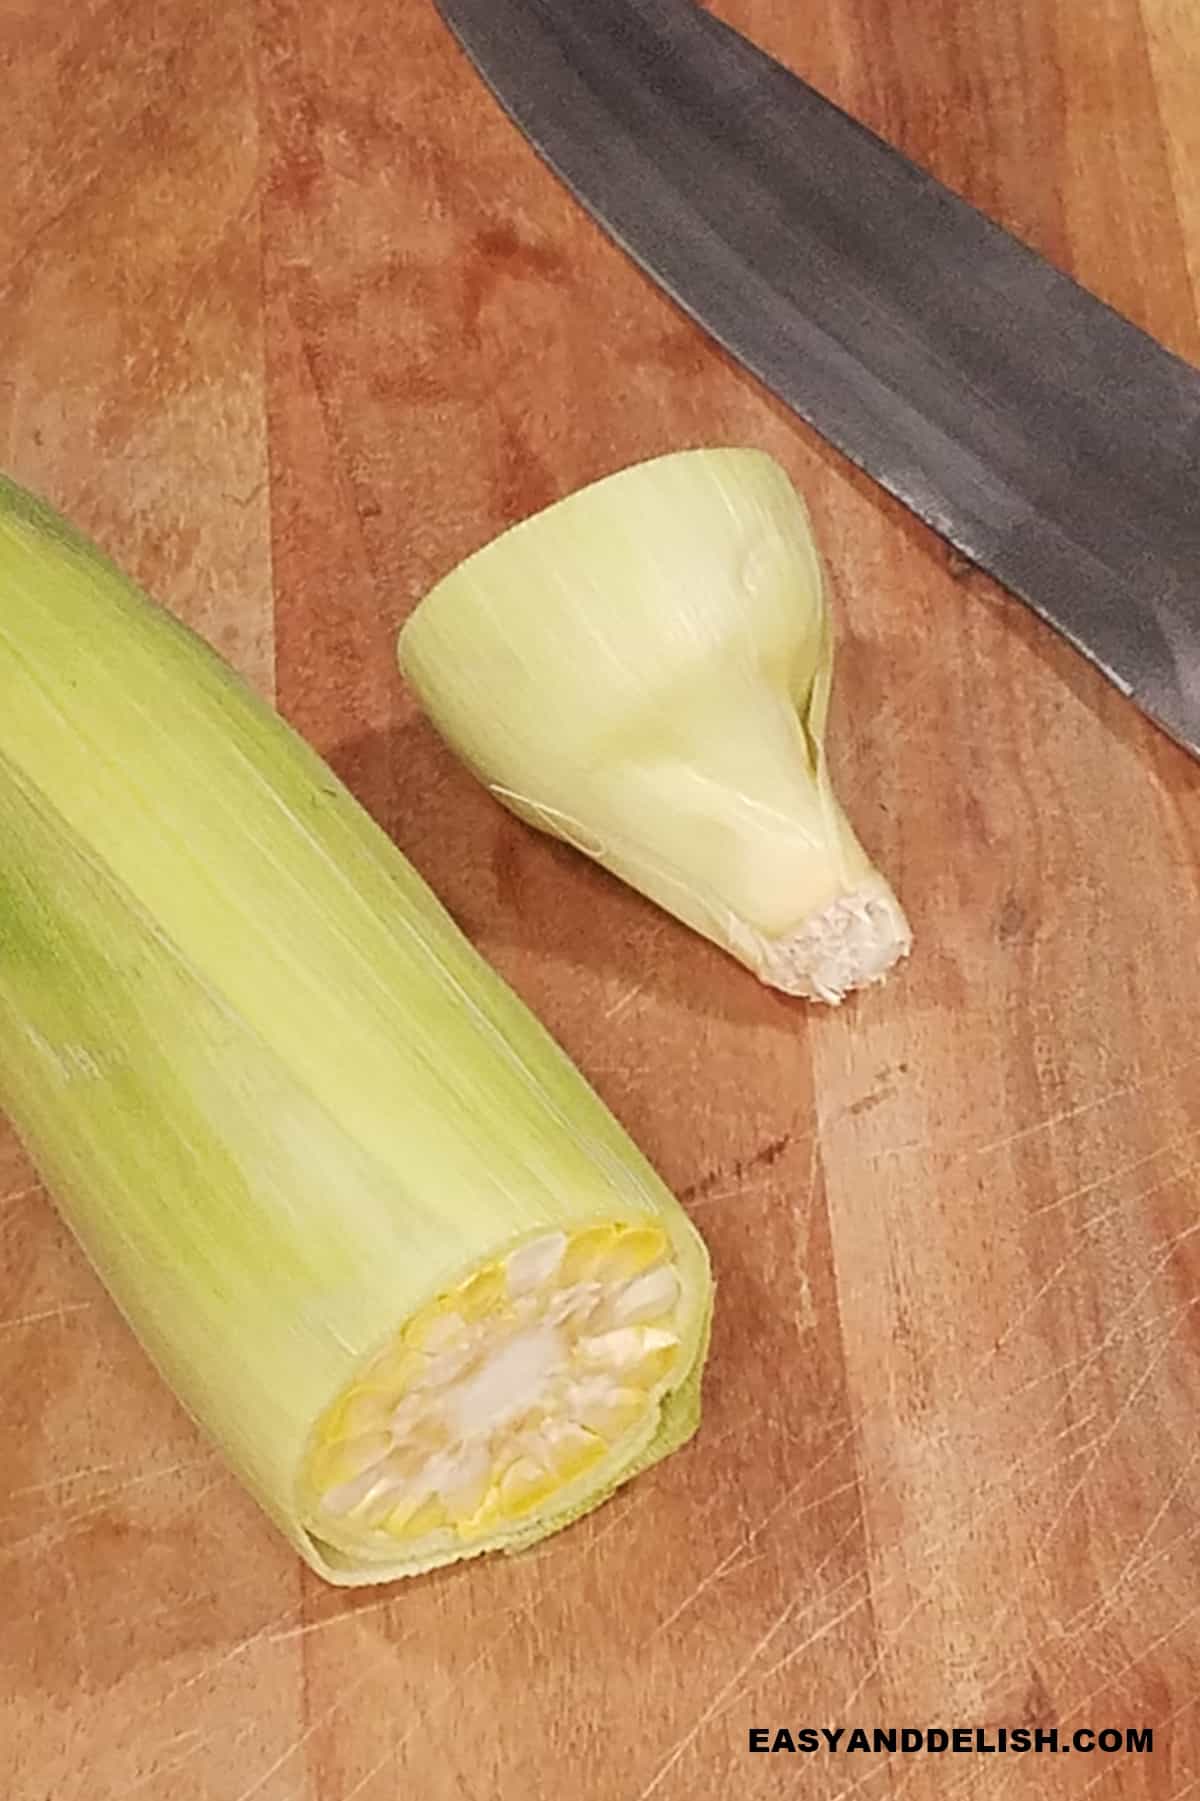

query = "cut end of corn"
[[301, 1221, 688, 1562], [398, 447, 913, 1012], [730, 878, 913, 1004]]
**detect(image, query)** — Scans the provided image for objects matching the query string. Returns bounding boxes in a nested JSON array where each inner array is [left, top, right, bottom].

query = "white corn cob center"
[[303, 1222, 684, 1550], [729, 880, 913, 1005]]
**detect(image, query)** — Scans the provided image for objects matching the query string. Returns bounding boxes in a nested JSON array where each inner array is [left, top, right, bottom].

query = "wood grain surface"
[[2, 2, 1199, 1797]]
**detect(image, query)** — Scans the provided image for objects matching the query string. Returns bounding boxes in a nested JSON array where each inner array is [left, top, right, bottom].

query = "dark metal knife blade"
[[433, 0, 1200, 756]]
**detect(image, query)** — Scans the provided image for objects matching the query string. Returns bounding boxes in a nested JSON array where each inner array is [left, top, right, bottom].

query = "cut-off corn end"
[[399, 447, 911, 1003]]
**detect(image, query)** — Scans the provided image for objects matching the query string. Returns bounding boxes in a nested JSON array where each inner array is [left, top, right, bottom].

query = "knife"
[[433, 0, 1200, 757]]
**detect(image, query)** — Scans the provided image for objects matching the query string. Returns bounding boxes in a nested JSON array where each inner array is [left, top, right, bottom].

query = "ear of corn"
[[0, 475, 712, 1586], [399, 448, 911, 1003]]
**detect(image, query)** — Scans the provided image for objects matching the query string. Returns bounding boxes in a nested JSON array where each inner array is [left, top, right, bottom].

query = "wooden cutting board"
[[3, 2, 1199, 1796]]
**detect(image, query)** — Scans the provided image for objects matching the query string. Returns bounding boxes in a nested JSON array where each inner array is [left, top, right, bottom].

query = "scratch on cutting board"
[[142, 1598, 308, 1726], [1104, 1733, 1196, 1801], [1083, 1725, 1197, 1801], [641, 1181, 1198, 1748], [834, 1585, 965, 1721], [6, 1459, 130, 1498], [988, 1298, 1168, 1418], [870, 1048, 1200, 1168], [1086, 1445, 1200, 1631], [1027, 1123, 1200, 1218], [230, 1649, 399, 1801], [332, 1493, 679, 1801], [1000, 1692, 1200, 1801], [631, 1581, 844, 1801], [647, 1469, 864, 1646], [128, 1716, 262, 1796], [827, 1433, 1114, 1721], [963, 1502, 1199, 1720], [1079, 1515, 1200, 1640], [689, 1131, 821, 1271], [1079, 1699, 1199, 1796], [632, 1614, 796, 1801], [603, 981, 643, 1021], [923, 1762, 983, 1801], [336, 1736, 401, 1796], [0, 1182, 40, 1208], [970, 1304, 1200, 1709], [1053, 1605, 1200, 1728], [947, 1208, 1200, 1439], [289, 293, 381, 595], [641, 1498, 884, 1785], [267, 1591, 402, 1645], [732, 1470, 864, 1563], [896, 1766, 952, 1801], [232, 1552, 557, 1800], [130, 1563, 268, 1637], [724, 1578, 876, 1717], [835, 668, 928, 775], [61, 1555, 93, 1696], [644, 1462, 846, 1646], [684, 1177, 777, 1214], [1008, 1296, 1200, 1589], [0, 1298, 92, 1332], [0, 1461, 222, 1559], [967, 1080, 1170, 1160], [1008, 1298, 1192, 1557], [509, 1487, 647, 1572], [335, 1603, 541, 1801], [6, 1453, 212, 1502], [773, 1421, 1095, 1720], [1165, 1213, 1200, 1255], [1078, 1162, 1200, 1234], [971, 1170, 1198, 1383], [727, 1413, 1102, 1734], [824, 1761, 894, 1801]]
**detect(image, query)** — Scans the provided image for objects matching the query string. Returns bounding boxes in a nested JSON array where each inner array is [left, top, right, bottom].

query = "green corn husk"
[[399, 448, 911, 1004], [0, 475, 713, 1586]]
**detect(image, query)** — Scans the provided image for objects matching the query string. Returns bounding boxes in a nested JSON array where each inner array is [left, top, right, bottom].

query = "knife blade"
[[433, 0, 1200, 756]]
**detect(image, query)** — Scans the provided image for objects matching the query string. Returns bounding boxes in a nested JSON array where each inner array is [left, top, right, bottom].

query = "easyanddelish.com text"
[[749, 1725, 1152, 1756]]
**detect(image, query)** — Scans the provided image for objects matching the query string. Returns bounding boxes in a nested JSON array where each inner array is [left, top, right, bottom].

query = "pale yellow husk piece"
[[0, 475, 713, 1586], [399, 448, 911, 1003]]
